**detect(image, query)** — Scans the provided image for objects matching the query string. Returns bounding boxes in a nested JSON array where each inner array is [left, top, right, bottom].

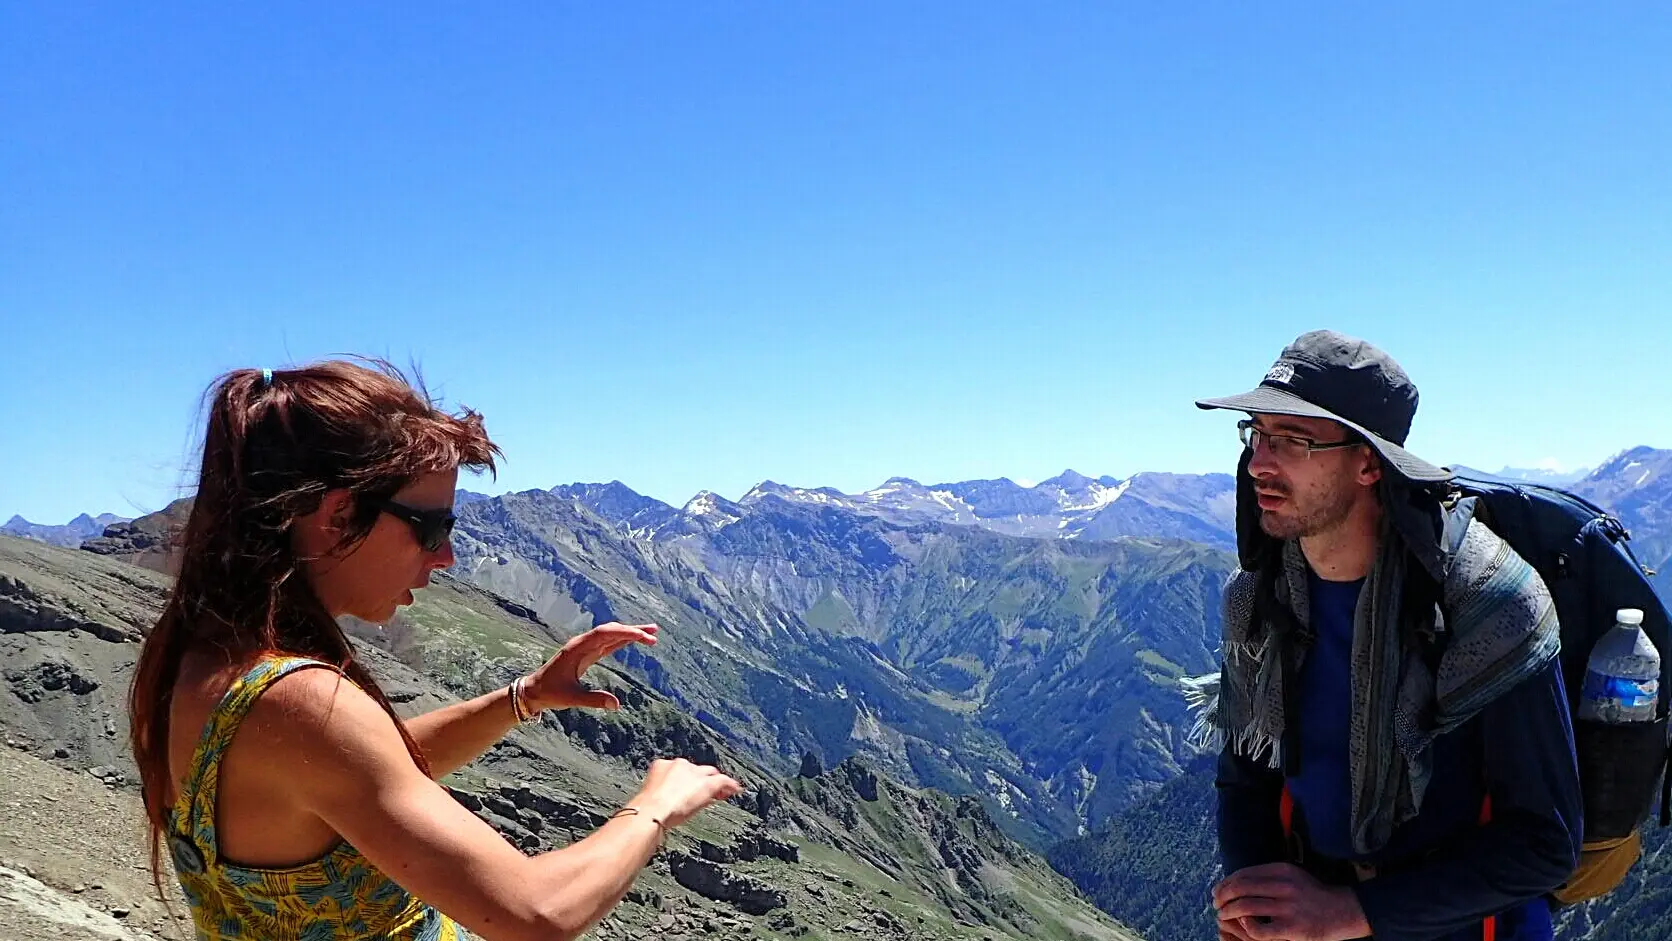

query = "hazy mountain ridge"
[[1, 512, 130, 548], [732, 471, 1239, 550], [528, 470, 1238, 552]]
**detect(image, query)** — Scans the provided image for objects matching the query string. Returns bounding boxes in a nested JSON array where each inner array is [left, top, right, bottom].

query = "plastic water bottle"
[[1578, 609, 1662, 723]]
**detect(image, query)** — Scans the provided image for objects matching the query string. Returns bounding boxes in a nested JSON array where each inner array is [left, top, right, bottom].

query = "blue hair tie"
[[260, 368, 273, 388]]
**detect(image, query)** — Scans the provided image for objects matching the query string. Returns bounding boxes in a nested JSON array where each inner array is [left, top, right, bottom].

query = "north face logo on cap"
[[1264, 362, 1296, 385]]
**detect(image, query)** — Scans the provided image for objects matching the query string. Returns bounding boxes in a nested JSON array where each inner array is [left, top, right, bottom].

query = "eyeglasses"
[[1237, 419, 1362, 462], [377, 500, 456, 552]]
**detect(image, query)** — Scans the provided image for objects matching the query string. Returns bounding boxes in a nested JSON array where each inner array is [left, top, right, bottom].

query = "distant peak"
[[683, 490, 742, 516], [739, 481, 800, 506], [1041, 469, 1093, 489], [551, 480, 648, 499], [881, 476, 921, 488], [940, 476, 1027, 492], [1592, 446, 1669, 477]]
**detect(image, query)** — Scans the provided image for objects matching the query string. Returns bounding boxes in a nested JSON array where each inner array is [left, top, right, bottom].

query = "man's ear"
[[1358, 448, 1384, 487]]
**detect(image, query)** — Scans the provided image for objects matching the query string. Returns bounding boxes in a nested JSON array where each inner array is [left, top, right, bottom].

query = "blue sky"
[[4, 3, 1670, 523]]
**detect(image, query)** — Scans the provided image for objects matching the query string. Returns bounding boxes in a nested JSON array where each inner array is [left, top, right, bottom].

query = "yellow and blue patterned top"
[[166, 656, 471, 940]]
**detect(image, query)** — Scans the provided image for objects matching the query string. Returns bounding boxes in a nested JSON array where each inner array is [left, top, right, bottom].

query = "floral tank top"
[[165, 657, 470, 940]]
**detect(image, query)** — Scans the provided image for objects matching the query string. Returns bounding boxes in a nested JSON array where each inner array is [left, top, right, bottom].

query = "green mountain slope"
[[450, 490, 1235, 843]]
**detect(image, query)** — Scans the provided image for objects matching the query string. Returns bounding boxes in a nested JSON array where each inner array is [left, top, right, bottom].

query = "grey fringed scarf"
[[1209, 516, 1560, 856]]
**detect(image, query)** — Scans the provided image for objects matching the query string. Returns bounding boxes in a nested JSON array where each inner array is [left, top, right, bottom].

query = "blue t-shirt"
[[1285, 572, 1554, 941]]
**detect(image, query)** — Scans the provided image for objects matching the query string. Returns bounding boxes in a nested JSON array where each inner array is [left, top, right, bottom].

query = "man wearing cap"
[[1196, 331, 1581, 941]]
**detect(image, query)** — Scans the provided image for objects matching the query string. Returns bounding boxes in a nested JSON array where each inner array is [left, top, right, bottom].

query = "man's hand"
[[1212, 862, 1371, 941], [1218, 914, 1259, 941]]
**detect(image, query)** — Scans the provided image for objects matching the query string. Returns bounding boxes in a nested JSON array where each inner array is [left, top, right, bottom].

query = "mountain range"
[[451, 457, 1617, 559], [501, 471, 1242, 550], [449, 486, 1233, 844], [0, 458, 1618, 558], [1, 512, 129, 548], [729, 472, 1240, 549]]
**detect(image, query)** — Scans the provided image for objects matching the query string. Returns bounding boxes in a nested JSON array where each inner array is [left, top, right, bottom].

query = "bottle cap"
[[1617, 608, 1645, 626]]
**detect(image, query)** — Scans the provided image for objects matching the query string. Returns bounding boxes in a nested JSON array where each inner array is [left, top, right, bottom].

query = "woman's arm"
[[403, 683, 524, 779], [404, 622, 657, 779], [260, 663, 737, 941]]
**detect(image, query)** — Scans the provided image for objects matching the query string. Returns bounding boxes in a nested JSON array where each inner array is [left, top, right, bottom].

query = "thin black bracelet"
[[611, 806, 669, 847]]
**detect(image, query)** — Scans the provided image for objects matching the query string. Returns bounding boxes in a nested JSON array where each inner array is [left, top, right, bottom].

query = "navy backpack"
[[1444, 471, 1671, 903]]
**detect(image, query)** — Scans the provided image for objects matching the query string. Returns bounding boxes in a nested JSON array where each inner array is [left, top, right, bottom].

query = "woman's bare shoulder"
[[235, 663, 417, 790]]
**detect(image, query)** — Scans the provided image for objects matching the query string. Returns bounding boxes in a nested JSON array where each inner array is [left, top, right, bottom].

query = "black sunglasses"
[[377, 499, 456, 552]]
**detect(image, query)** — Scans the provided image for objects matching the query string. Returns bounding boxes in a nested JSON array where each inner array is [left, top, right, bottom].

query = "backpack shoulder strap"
[[1441, 494, 1477, 564], [1416, 492, 1477, 668]]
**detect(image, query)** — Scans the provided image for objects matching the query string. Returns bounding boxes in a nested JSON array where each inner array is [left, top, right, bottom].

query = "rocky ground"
[[0, 741, 889, 941], [0, 741, 184, 940]]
